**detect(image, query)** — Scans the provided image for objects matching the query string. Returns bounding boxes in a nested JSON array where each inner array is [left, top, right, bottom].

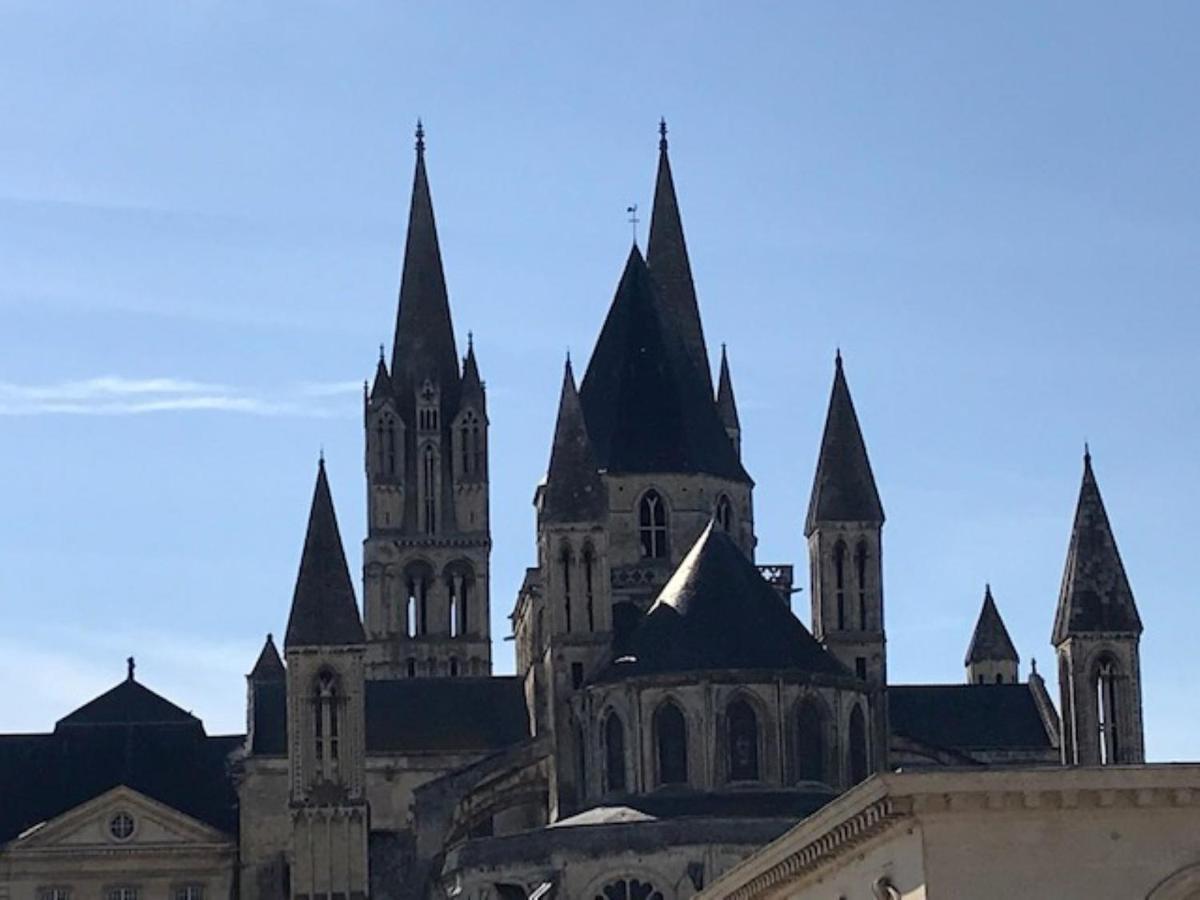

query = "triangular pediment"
[[9, 785, 231, 850]]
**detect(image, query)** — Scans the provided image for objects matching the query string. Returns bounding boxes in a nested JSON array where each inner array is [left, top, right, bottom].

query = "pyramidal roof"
[[1052, 451, 1142, 645], [616, 522, 847, 677], [541, 358, 606, 525], [390, 122, 461, 403], [57, 673, 200, 730], [965, 585, 1019, 665], [283, 460, 365, 649], [646, 120, 713, 398], [369, 351, 392, 403], [716, 344, 741, 433], [249, 634, 286, 680], [460, 335, 485, 411], [579, 245, 748, 482], [805, 353, 884, 535]]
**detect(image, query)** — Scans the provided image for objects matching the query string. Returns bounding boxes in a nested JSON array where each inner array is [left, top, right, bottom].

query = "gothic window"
[[313, 669, 340, 780], [848, 704, 868, 784], [833, 540, 847, 630], [421, 445, 437, 534], [595, 879, 664, 900], [795, 698, 828, 783], [582, 543, 596, 631], [373, 414, 397, 477], [855, 540, 868, 629], [604, 712, 626, 793], [560, 543, 573, 632], [715, 494, 733, 532], [406, 582, 417, 637], [638, 490, 668, 559], [654, 701, 688, 786], [727, 698, 760, 781], [1097, 657, 1120, 764], [575, 722, 587, 800]]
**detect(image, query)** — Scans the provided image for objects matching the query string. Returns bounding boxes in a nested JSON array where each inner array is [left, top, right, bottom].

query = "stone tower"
[[805, 352, 888, 775], [362, 123, 491, 680], [1053, 449, 1145, 765], [283, 460, 369, 900], [965, 585, 1020, 684]]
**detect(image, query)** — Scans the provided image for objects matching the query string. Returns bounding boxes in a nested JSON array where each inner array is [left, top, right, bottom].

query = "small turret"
[[716, 344, 741, 458], [965, 585, 1019, 684]]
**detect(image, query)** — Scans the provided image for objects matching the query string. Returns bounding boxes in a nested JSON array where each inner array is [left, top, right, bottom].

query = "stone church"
[[0, 124, 1162, 899]]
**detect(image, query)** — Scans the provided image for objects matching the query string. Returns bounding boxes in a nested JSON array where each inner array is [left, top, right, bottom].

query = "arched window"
[[795, 698, 828, 783], [833, 540, 847, 630], [446, 568, 470, 638], [596, 880, 664, 900], [715, 494, 733, 532], [638, 490, 668, 559], [559, 543, 573, 632], [421, 445, 437, 534], [459, 412, 476, 475], [848, 704, 868, 784], [1097, 657, 1120, 764], [727, 698, 760, 781], [604, 712, 626, 793], [854, 540, 868, 630], [313, 669, 340, 780], [582, 543, 596, 632], [654, 701, 688, 786]]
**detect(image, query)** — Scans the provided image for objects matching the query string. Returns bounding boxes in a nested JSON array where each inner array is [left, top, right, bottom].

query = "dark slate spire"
[[284, 460, 365, 649], [617, 522, 847, 677], [716, 344, 741, 433], [369, 349, 392, 403], [646, 119, 713, 398], [580, 246, 748, 481], [805, 352, 884, 536], [250, 634, 286, 680], [1051, 450, 1142, 645], [459, 333, 485, 412], [541, 357, 606, 525], [391, 120, 461, 403], [965, 585, 1019, 666]]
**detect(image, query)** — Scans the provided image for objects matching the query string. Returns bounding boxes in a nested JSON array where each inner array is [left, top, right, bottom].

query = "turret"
[[716, 344, 742, 459], [965, 585, 1019, 684]]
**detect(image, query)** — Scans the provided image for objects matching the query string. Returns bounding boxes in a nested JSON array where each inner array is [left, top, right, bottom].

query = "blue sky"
[[1, 2, 1197, 759]]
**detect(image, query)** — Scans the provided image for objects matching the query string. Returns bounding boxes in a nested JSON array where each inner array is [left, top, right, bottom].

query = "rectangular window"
[[39, 888, 71, 900], [175, 886, 204, 900], [855, 657, 867, 680], [107, 888, 139, 900]]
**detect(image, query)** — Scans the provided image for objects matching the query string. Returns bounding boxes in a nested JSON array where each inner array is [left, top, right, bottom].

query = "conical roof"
[[965, 585, 1019, 665], [249, 634, 286, 680], [805, 353, 884, 535], [541, 358, 606, 525], [646, 120, 713, 398], [283, 460, 365, 649], [369, 353, 392, 403], [716, 344, 741, 433], [1052, 451, 1142, 645], [579, 246, 748, 481], [460, 335, 486, 412], [618, 522, 847, 677], [391, 122, 461, 406]]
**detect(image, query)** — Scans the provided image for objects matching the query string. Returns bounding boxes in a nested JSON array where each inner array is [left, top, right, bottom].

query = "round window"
[[108, 811, 135, 841]]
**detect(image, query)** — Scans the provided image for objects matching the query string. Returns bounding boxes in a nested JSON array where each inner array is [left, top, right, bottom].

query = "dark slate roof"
[[1052, 451, 1142, 644], [612, 523, 847, 678], [645, 121, 713, 399], [965, 586, 1019, 665], [248, 677, 530, 757], [889, 684, 1054, 752], [369, 355, 392, 403], [249, 634, 286, 680], [579, 246, 748, 482], [716, 344, 740, 433], [283, 460, 366, 649], [459, 338, 486, 413], [805, 353, 884, 535], [540, 359, 607, 525], [0, 679, 240, 842], [390, 123, 461, 407]]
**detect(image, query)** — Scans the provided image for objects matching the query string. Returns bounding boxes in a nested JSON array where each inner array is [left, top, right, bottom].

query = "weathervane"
[[627, 203, 640, 244]]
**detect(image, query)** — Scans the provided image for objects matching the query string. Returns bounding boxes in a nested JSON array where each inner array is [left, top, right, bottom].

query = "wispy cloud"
[[0, 375, 359, 417]]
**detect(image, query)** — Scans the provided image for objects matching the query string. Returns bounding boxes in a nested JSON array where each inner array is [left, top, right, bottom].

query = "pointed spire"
[[391, 120, 460, 404], [541, 357, 606, 525], [716, 344, 741, 433], [805, 353, 884, 536], [283, 459, 365, 649], [459, 333, 485, 411], [646, 120, 714, 398], [250, 633, 286, 680], [1052, 450, 1142, 645], [965, 585, 1019, 665], [369, 353, 392, 402]]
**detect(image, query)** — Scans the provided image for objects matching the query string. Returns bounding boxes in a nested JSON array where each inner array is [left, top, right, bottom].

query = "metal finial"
[[378, 343, 385, 363], [126, 656, 135, 681], [627, 203, 640, 245], [415, 118, 425, 154], [1031, 657, 1038, 676], [468, 330, 474, 351], [1084, 441, 1091, 462], [319, 446, 325, 465], [835, 347, 843, 368], [659, 117, 668, 151]]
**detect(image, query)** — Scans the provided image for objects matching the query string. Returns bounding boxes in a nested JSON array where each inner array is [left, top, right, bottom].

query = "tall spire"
[[805, 352, 884, 536], [391, 120, 460, 403], [1051, 450, 1142, 645], [541, 357, 606, 525], [284, 459, 365, 649], [965, 585, 1019, 666], [716, 344, 741, 433], [646, 119, 713, 397]]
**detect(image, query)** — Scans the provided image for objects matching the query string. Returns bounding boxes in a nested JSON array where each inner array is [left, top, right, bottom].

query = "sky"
[[0, 2, 1197, 759]]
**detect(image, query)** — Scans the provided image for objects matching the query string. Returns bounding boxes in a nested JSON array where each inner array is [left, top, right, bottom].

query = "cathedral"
[[0, 124, 1167, 900]]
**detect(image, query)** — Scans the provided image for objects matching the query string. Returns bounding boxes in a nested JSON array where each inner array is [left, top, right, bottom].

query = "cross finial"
[[126, 656, 135, 681], [1031, 657, 1039, 676], [415, 118, 425, 155], [626, 203, 640, 244], [659, 117, 668, 152]]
